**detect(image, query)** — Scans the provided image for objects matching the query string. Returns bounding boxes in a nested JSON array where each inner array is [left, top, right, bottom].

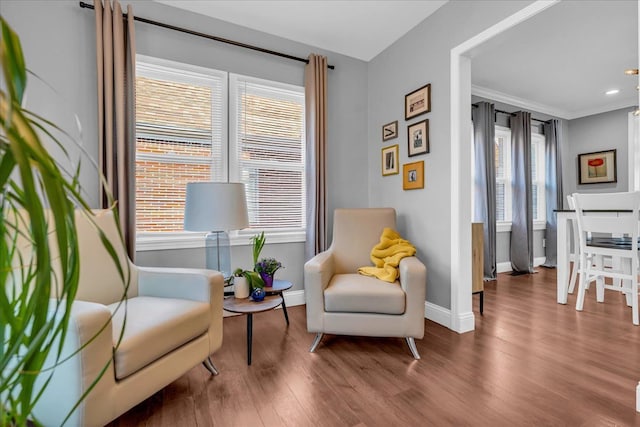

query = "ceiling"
[[154, 1, 637, 120], [470, 0, 639, 120], [154, 0, 448, 62]]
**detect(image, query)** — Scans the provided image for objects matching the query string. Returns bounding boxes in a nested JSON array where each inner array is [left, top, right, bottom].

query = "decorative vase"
[[260, 271, 274, 288], [234, 276, 250, 299], [251, 287, 265, 302]]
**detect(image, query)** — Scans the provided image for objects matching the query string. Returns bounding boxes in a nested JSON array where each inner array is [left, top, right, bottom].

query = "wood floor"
[[108, 268, 640, 426]]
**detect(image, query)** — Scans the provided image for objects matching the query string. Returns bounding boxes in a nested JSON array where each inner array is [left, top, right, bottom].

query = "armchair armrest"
[[304, 250, 335, 332], [137, 267, 224, 303], [34, 301, 116, 427], [137, 267, 225, 354], [399, 256, 427, 338]]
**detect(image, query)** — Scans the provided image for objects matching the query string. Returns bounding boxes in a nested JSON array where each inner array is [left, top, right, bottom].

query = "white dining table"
[[555, 209, 633, 304]]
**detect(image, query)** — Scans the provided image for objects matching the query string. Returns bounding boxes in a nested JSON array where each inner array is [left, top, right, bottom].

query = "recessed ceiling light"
[[605, 89, 620, 95], [625, 68, 639, 75]]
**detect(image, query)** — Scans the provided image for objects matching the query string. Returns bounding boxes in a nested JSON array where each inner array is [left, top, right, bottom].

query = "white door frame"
[[449, 0, 559, 333]]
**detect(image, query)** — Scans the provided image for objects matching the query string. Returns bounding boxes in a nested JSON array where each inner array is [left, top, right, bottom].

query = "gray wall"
[[565, 107, 633, 196], [1, 0, 370, 291], [367, 1, 533, 309]]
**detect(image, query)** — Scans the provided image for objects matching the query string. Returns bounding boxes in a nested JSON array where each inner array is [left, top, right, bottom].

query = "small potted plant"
[[232, 268, 265, 300], [255, 257, 284, 288]]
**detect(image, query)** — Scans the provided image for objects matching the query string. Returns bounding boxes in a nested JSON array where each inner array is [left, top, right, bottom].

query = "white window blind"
[[531, 132, 546, 222], [495, 126, 511, 222], [230, 74, 306, 231], [135, 56, 226, 232]]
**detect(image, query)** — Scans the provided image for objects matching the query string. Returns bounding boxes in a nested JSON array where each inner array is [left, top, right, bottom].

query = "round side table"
[[223, 294, 283, 365], [263, 279, 293, 325]]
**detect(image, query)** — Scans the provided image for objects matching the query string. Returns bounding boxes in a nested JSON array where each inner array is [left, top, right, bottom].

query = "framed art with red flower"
[[578, 149, 616, 184]]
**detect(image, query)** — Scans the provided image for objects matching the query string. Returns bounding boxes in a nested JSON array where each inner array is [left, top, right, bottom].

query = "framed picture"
[[405, 83, 431, 120], [407, 119, 429, 156], [578, 149, 617, 184], [403, 161, 424, 190], [381, 145, 399, 176], [382, 120, 398, 141]]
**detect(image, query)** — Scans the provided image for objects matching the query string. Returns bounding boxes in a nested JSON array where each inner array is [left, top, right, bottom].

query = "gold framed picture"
[[403, 161, 424, 190], [405, 83, 431, 120], [382, 120, 398, 141], [382, 145, 399, 176]]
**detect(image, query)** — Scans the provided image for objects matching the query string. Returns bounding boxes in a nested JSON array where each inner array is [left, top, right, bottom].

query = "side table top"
[[264, 279, 293, 293], [223, 294, 283, 314]]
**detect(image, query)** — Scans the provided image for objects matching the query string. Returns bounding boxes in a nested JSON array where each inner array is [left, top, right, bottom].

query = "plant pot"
[[259, 271, 274, 288], [234, 276, 250, 299]]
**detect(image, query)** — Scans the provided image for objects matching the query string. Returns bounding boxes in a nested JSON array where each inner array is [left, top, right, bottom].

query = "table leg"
[[557, 213, 570, 304], [247, 313, 253, 366], [281, 293, 290, 326]]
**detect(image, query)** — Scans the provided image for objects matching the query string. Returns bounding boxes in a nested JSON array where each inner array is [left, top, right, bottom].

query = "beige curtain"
[[304, 54, 328, 260], [94, 0, 136, 259]]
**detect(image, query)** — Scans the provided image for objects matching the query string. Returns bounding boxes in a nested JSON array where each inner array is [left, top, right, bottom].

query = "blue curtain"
[[542, 119, 563, 267], [472, 102, 497, 279], [510, 111, 534, 273]]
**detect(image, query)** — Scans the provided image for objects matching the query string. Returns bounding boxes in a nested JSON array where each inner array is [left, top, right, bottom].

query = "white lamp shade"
[[184, 182, 250, 231]]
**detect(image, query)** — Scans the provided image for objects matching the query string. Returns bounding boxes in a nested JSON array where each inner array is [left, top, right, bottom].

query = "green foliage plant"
[[0, 18, 126, 426], [250, 231, 265, 267]]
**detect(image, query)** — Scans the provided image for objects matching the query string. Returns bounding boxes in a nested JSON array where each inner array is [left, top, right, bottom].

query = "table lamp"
[[184, 182, 249, 279]]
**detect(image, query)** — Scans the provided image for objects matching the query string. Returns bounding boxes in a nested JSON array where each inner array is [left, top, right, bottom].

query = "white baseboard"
[[636, 382, 640, 413], [424, 301, 451, 329], [497, 256, 547, 274], [282, 289, 305, 307]]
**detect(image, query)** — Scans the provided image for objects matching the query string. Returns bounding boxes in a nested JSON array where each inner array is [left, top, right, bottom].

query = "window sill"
[[496, 221, 546, 233], [136, 230, 306, 252]]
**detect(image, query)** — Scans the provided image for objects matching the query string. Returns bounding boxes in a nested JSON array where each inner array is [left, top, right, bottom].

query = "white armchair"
[[32, 210, 224, 426], [304, 208, 427, 358]]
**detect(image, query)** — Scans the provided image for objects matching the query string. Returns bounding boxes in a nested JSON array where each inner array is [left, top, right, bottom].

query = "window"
[[495, 126, 512, 223], [135, 56, 305, 249], [493, 125, 546, 228], [531, 133, 546, 222], [230, 75, 306, 232]]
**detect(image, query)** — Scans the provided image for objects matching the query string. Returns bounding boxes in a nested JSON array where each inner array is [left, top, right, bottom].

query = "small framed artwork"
[[382, 120, 398, 141], [381, 145, 399, 176], [405, 83, 431, 120], [407, 119, 429, 156], [578, 149, 617, 184], [403, 161, 424, 190]]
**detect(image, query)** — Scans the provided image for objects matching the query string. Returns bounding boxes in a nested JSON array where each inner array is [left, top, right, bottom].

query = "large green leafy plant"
[[0, 18, 124, 426]]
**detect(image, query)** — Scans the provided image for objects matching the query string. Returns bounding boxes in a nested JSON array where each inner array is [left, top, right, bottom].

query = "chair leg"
[[568, 259, 578, 294], [595, 256, 605, 303], [632, 277, 639, 326], [576, 254, 588, 311], [202, 357, 219, 376], [405, 337, 420, 360], [309, 333, 324, 353]]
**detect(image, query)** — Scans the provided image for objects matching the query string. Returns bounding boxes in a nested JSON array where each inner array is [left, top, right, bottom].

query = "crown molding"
[[472, 85, 637, 121], [471, 85, 571, 119]]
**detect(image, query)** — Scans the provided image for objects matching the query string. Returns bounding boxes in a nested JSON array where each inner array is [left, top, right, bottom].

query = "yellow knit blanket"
[[357, 228, 416, 283]]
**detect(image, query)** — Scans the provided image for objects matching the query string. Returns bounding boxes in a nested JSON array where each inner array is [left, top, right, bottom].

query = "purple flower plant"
[[255, 257, 283, 275]]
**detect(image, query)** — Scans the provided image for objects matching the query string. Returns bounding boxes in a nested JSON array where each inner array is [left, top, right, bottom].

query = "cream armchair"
[[32, 210, 224, 426], [304, 208, 427, 358]]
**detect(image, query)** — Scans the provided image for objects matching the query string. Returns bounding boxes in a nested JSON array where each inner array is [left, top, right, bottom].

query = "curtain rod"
[[472, 103, 550, 124], [78, 1, 335, 70]]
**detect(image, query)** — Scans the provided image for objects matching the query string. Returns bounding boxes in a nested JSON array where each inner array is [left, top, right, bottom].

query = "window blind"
[[230, 75, 306, 231], [135, 59, 226, 232]]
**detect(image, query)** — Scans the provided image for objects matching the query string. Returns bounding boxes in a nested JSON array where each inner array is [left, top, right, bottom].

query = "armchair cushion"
[[108, 296, 209, 380], [324, 274, 405, 315]]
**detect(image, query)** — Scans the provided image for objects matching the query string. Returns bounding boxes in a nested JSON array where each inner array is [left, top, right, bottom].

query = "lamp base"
[[205, 231, 231, 279]]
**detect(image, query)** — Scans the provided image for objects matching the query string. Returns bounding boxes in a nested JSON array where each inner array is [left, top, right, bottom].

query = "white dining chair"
[[566, 195, 580, 294], [573, 191, 640, 325]]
